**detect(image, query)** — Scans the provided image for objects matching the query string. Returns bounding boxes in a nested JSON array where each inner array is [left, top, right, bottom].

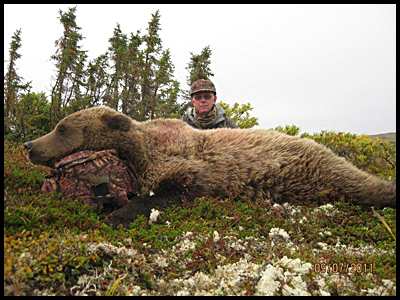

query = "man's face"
[[191, 92, 217, 117]]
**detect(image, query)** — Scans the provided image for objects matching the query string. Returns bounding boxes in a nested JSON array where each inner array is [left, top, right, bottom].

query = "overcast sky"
[[4, 4, 396, 135]]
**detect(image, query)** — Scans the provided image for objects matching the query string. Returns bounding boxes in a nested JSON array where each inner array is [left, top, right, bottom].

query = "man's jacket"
[[181, 104, 238, 130]]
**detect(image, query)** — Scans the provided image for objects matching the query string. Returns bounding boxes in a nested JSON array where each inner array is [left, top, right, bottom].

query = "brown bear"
[[24, 107, 396, 228]]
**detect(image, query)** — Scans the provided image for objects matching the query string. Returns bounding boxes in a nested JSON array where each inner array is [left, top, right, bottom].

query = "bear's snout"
[[24, 141, 50, 166], [24, 141, 34, 152]]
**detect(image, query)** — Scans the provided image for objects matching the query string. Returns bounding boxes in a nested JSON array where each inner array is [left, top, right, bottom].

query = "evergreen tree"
[[123, 32, 143, 115], [156, 79, 181, 119], [105, 23, 128, 110], [127, 9, 181, 121], [139, 10, 163, 120], [150, 49, 175, 119], [186, 45, 214, 86], [50, 6, 87, 126], [85, 53, 109, 107], [104, 25, 143, 115], [183, 45, 215, 110], [4, 29, 31, 137], [146, 17, 182, 120]]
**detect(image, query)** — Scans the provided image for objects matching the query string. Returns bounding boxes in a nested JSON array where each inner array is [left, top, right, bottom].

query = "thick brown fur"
[[25, 107, 396, 227]]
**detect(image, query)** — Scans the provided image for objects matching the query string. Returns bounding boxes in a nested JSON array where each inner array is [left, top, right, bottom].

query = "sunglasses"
[[193, 94, 214, 101]]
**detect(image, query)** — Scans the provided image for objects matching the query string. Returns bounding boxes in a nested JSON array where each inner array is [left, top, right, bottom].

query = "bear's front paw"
[[103, 203, 138, 229]]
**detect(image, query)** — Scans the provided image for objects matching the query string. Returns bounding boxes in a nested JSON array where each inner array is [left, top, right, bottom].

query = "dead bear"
[[24, 107, 396, 228]]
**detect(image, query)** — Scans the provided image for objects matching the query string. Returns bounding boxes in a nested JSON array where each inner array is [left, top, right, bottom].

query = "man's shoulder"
[[215, 104, 238, 129], [181, 108, 194, 121]]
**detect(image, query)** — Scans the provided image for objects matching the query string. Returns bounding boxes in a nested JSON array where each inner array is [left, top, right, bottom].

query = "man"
[[182, 79, 238, 129]]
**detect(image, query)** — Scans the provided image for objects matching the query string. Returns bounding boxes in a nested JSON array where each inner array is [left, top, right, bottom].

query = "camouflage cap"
[[190, 79, 216, 96]]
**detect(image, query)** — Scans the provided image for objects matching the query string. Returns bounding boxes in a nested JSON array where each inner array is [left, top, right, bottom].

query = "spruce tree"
[[50, 6, 87, 125], [186, 45, 214, 86], [105, 23, 128, 110], [139, 10, 163, 120], [85, 54, 109, 107], [4, 29, 31, 137], [122, 31, 143, 115], [182, 45, 215, 111]]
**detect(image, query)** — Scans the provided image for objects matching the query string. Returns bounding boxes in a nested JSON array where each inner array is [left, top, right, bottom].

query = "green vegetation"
[[273, 125, 396, 180]]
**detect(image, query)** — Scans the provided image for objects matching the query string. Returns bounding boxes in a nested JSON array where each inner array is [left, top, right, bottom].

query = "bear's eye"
[[57, 125, 66, 134]]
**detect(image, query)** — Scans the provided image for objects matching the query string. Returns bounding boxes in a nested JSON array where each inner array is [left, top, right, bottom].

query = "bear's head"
[[24, 107, 132, 167]]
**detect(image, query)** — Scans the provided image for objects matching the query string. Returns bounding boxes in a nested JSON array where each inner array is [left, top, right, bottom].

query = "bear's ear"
[[102, 113, 131, 132]]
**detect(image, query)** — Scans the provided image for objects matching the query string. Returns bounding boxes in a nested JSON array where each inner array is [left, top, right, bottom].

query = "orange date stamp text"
[[314, 263, 374, 274]]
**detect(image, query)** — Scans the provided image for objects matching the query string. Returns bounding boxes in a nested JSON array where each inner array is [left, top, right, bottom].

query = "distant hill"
[[369, 132, 396, 147]]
